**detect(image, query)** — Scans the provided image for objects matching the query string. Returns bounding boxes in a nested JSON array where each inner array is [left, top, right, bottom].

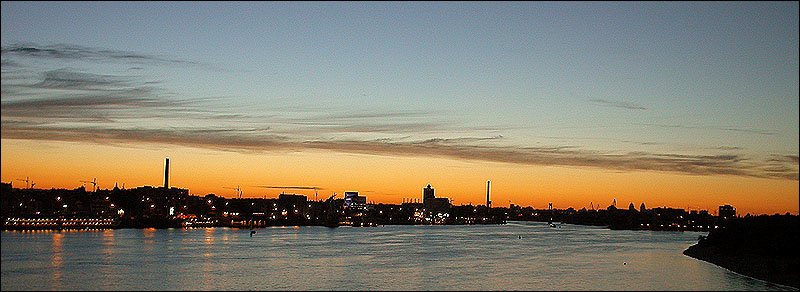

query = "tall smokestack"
[[164, 157, 170, 189], [486, 180, 491, 209]]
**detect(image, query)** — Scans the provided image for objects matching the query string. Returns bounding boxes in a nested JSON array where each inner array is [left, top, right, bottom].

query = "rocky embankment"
[[683, 214, 799, 289]]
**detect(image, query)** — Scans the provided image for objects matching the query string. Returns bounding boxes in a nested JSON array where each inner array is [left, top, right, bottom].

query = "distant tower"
[[164, 157, 170, 189], [486, 180, 491, 209], [640, 203, 646, 213], [423, 184, 435, 205]]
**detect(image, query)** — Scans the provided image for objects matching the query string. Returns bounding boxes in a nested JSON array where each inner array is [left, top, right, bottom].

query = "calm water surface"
[[1, 221, 794, 290]]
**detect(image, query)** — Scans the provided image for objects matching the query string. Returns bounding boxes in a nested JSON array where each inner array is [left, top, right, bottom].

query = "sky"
[[1, 1, 798, 215]]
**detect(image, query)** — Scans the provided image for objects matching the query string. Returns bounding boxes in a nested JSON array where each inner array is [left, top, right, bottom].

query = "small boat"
[[548, 216, 557, 228]]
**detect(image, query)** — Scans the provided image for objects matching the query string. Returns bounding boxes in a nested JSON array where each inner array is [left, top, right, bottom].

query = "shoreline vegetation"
[[682, 214, 799, 289]]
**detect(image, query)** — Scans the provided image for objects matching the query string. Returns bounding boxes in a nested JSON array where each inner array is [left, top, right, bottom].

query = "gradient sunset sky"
[[2, 2, 797, 215]]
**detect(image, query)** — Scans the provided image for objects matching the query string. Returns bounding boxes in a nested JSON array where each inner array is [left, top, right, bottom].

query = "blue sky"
[[2, 1, 798, 181]]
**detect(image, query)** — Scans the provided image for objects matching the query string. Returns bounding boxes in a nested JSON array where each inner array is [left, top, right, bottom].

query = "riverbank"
[[682, 214, 799, 289], [684, 244, 798, 289]]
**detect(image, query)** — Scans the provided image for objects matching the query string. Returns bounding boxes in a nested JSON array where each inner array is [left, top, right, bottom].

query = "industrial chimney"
[[164, 157, 170, 189], [486, 180, 491, 209]]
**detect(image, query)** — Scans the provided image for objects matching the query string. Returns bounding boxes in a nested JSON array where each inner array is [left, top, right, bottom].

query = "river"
[[1, 221, 793, 290]]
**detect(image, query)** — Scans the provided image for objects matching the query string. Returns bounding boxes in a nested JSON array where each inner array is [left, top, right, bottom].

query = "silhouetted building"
[[719, 204, 736, 220], [423, 185, 435, 203], [640, 203, 646, 213], [422, 184, 450, 213], [344, 191, 366, 208], [278, 193, 308, 205]]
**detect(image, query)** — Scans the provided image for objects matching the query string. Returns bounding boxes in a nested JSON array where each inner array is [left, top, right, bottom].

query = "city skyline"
[[1, 2, 798, 216]]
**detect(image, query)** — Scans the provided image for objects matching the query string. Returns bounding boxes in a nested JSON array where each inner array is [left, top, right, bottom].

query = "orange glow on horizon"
[[2, 139, 797, 216]]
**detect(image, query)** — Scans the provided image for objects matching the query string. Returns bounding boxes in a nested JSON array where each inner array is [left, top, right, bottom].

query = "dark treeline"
[[506, 203, 722, 232]]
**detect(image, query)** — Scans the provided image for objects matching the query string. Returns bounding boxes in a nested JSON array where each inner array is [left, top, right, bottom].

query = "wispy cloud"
[[1, 67, 192, 125], [1, 58, 21, 68], [1, 43, 229, 128], [589, 99, 647, 110], [272, 110, 447, 136], [301, 140, 797, 180], [638, 123, 776, 136], [3, 122, 796, 181], [0, 125, 292, 152], [1, 43, 200, 66], [767, 154, 799, 164], [2, 44, 797, 182], [27, 69, 132, 90], [713, 146, 744, 151]]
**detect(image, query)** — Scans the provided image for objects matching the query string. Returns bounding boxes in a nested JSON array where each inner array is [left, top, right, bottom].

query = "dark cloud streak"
[[29, 69, 131, 90], [639, 123, 776, 136], [1, 66, 215, 126], [254, 186, 324, 190], [589, 99, 647, 110], [1, 43, 200, 66], [3, 123, 795, 181]]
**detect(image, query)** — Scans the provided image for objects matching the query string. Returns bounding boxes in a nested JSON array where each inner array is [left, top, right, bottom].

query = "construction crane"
[[326, 193, 337, 202], [17, 177, 30, 189], [81, 178, 97, 192], [223, 186, 243, 199]]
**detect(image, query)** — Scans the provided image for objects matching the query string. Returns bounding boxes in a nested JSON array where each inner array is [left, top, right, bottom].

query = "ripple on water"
[[1, 224, 794, 291]]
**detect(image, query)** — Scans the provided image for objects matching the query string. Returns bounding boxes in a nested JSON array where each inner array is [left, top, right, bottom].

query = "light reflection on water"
[[50, 232, 63, 290], [1, 222, 795, 291]]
